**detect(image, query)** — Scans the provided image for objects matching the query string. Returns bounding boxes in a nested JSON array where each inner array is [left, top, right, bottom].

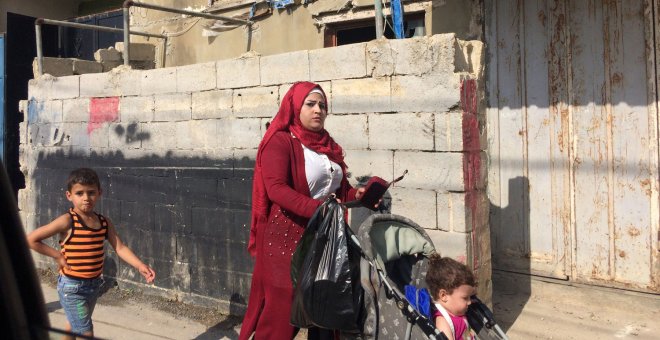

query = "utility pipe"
[[374, 0, 384, 39]]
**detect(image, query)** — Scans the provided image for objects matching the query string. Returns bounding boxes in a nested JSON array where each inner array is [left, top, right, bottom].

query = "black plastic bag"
[[290, 197, 362, 331]]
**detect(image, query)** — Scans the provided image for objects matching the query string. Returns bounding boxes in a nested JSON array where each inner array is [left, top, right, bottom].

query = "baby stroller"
[[291, 197, 508, 340], [351, 212, 509, 340]]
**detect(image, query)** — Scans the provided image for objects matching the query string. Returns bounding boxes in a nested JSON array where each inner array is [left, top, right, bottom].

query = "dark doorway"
[[5, 12, 59, 197], [60, 10, 123, 60]]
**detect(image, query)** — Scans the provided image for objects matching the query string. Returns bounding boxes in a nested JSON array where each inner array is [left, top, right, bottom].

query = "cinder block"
[[260, 50, 310, 86], [94, 48, 122, 62], [33, 57, 74, 78], [58, 122, 89, 147], [331, 77, 391, 114], [140, 122, 178, 150], [62, 98, 89, 122], [192, 90, 232, 119], [367, 37, 437, 77], [233, 86, 279, 118], [101, 61, 123, 72], [217, 118, 262, 149], [154, 93, 191, 121], [233, 149, 257, 170], [80, 71, 140, 97], [366, 39, 394, 77], [88, 123, 109, 148], [343, 150, 393, 187], [109, 122, 143, 149], [29, 123, 63, 146], [427, 229, 470, 262], [177, 62, 216, 92], [430, 33, 458, 77], [390, 75, 460, 113], [437, 192, 469, 232], [391, 37, 435, 75], [28, 100, 63, 124], [217, 56, 260, 89], [176, 120, 218, 150], [435, 111, 464, 151], [393, 151, 464, 191], [368, 112, 433, 150], [323, 114, 367, 150], [455, 39, 485, 77], [389, 187, 437, 229], [309, 43, 367, 81], [140, 68, 177, 95], [115, 42, 156, 61], [52, 76, 81, 100], [30, 76, 80, 101], [72, 59, 103, 75], [129, 60, 155, 70], [120, 96, 154, 122]]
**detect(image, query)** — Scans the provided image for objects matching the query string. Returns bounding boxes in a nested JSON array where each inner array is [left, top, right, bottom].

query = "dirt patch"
[[38, 268, 242, 329]]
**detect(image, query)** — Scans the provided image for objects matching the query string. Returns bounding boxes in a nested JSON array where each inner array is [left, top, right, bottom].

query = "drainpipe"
[[374, 0, 384, 39]]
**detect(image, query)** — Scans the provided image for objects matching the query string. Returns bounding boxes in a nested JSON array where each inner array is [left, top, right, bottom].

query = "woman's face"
[[299, 92, 327, 132]]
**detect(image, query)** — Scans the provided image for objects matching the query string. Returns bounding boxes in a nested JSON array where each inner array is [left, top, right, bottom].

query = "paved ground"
[[41, 270, 659, 339]]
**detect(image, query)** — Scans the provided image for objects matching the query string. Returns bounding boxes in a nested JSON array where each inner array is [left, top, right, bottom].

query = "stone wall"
[[19, 34, 489, 312]]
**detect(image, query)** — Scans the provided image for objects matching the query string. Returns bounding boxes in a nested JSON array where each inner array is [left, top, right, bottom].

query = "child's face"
[[66, 183, 101, 214], [439, 284, 475, 316]]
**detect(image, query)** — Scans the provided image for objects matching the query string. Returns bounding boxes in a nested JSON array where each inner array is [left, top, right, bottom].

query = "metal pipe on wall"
[[35, 20, 43, 76], [374, 0, 384, 39]]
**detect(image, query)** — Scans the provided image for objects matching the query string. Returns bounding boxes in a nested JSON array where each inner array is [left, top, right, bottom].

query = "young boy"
[[27, 168, 156, 338]]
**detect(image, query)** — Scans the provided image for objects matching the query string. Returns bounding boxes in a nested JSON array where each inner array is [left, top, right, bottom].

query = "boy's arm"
[[27, 214, 71, 271], [106, 219, 156, 284]]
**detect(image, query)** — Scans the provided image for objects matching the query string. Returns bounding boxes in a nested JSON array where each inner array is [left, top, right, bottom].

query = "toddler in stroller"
[[426, 254, 476, 340], [353, 213, 508, 340]]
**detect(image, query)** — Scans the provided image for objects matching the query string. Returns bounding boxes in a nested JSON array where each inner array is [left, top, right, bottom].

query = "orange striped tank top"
[[60, 208, 108, 279]]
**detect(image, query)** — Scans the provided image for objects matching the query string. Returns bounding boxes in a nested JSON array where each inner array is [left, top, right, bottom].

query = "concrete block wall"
[[19, 34, 490, 311]]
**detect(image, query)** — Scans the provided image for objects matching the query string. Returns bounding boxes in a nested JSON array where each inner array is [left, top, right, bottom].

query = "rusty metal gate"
[[486, 0, 659, 293]]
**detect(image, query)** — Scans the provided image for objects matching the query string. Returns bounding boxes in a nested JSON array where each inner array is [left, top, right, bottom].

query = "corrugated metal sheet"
[[486, 0, 659, 293]]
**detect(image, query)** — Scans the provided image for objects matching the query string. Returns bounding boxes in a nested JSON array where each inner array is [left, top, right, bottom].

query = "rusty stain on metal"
[[627, 226, 641, 237], [537, 9, 547, 27]]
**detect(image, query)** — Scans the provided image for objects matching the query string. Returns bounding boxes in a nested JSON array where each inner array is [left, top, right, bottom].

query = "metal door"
[[486, 0, 659, 293]]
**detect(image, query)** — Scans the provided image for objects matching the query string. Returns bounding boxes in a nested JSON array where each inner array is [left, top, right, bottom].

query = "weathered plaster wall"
[[430, 0, 483, 40], [128, 0, 482, 67], [20, 34, 489, 311], [1, 0, 80, 32], [129, 0, 323, 67]]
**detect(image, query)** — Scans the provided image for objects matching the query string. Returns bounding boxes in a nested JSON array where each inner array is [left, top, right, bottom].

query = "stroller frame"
[[347, 211, 509, 340]]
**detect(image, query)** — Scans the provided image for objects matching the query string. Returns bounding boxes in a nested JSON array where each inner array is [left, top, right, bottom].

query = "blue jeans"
[[57, 275, 104, 334]]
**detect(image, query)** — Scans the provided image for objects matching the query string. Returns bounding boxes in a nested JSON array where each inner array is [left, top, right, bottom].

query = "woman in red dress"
[[239, 81, 364, 339]]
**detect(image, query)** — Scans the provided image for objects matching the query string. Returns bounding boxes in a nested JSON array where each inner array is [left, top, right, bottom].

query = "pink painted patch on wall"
[[88, 97, 119, 134]]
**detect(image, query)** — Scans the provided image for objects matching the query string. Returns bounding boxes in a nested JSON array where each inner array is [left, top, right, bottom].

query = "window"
[[324, 12, 425, 47]]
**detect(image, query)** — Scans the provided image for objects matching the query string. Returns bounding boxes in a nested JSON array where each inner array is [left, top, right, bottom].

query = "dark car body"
[[0, 161, 50, 339]]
